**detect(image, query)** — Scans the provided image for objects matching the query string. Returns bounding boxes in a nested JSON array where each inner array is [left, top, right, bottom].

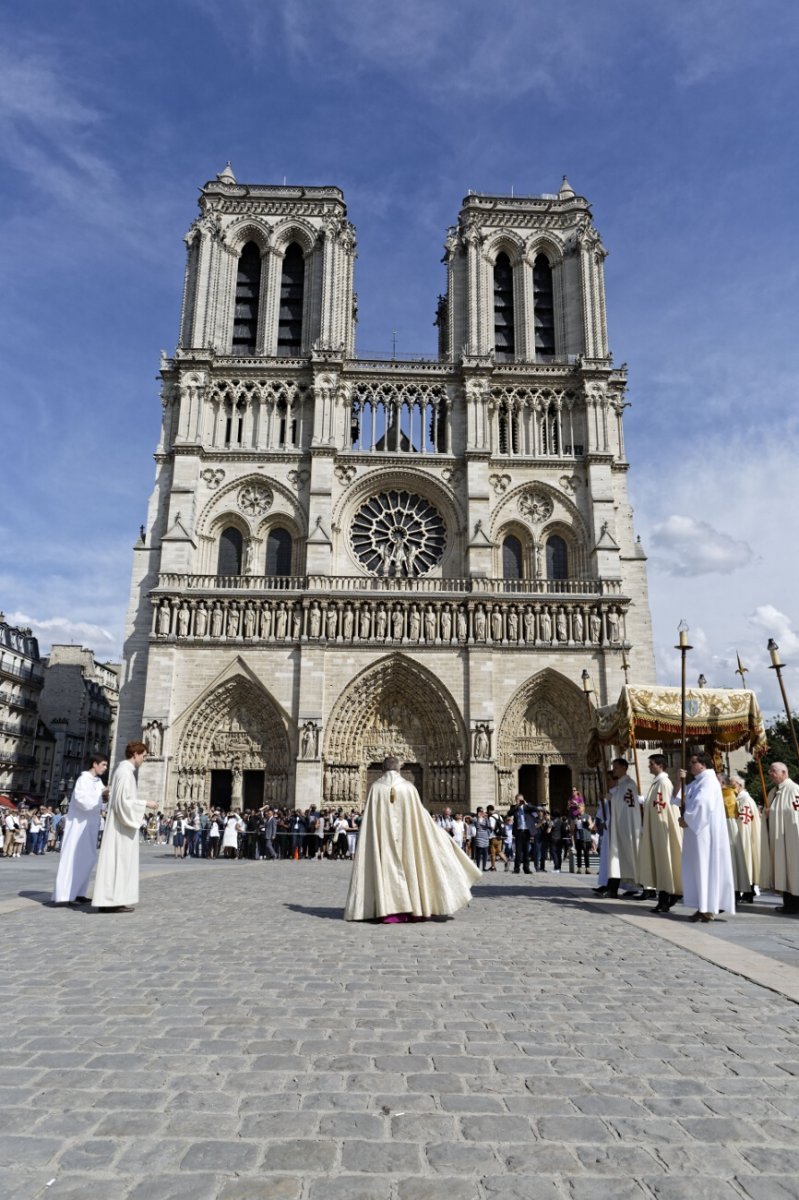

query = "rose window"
[[350, 490, 445, 577]]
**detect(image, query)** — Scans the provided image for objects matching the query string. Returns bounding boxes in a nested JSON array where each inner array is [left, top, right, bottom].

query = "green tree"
[[741, 716, 799, 803]]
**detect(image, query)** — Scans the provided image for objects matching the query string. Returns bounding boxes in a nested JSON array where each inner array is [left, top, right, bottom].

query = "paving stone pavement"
[[1, 852, 798, 1200]]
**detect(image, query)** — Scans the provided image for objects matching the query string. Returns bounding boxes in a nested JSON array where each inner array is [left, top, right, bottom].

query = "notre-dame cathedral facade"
[[117, 165, 655, 813]]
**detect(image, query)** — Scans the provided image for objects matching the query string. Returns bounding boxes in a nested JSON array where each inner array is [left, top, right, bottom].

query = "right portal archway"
[[497, 669, 592, 811]]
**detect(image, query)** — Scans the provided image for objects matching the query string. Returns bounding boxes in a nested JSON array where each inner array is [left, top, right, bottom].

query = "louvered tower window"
[[217, 527, 243, 576], [266, 528, 292, 576], [502, 535, 523, 580], [277, 243, 304, 356], [546, 535, 568, 580], [533, 254, 555, 359], [232, 242, 261, 355], [493, 252, 515, 361]]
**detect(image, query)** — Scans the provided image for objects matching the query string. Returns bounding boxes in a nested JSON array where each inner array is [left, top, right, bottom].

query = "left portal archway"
[[176, 676, 290, 809]]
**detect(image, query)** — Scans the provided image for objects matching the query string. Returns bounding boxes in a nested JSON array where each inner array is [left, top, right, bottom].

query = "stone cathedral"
[[117, 166, 655, 814]]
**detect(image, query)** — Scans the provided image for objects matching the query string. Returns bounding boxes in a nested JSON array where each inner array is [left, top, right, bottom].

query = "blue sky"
[[2, 0, 798, 714]]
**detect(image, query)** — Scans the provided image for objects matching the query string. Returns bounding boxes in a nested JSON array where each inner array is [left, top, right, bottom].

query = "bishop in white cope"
[[344, 757, 481, 922], [679, 752, 735, 922], [93, 742, 154, 913], [763, 762, 799, 914], [52, 754, 108, 905]]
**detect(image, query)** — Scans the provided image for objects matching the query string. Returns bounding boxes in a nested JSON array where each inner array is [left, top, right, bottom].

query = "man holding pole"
[[763, 762, 799, 915]]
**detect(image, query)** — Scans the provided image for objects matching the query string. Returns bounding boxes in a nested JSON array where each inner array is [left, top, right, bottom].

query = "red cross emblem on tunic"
[[739, 808, 753, 825], [653, 791, 667, 812], [624, 788, 636, 807], [792, 798, 799, 811]]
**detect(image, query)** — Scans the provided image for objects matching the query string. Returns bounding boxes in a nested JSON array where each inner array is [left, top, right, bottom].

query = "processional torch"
[[675, 621, 692, 815], [767, 640, 799, 799]]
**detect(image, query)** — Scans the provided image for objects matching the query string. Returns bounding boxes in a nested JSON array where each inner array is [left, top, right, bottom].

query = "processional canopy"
[[587, 684, 767, 767]]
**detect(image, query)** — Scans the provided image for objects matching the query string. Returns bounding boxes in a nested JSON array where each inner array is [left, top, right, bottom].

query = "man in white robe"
[[638, 754, 682, 913], [592, 758, 642, 899], [731, 775, 761, 904], [52, 754, 108, 905], [93, 742, 154, 913], [678, 752, 735, 921], [344, 756, 481, 922], [763, 762, 799, 914]]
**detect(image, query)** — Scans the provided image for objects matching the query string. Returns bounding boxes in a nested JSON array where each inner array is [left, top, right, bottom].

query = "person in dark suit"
[[511, 794, 536, 874]]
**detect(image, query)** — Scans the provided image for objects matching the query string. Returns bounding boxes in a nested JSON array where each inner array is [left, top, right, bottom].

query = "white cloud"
[[5, 612, 118, 658], [649, 514, 754, 576]]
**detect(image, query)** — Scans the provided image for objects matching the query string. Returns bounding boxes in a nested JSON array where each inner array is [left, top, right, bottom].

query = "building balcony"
[[154, 573, 623, 599], [0, 660, 44, 686], [0, 691, 40, 713]]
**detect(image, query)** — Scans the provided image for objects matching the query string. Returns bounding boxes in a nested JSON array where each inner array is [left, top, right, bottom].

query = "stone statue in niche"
[[607, 608, 620, 643], [243, 605, 256, 638], [343, 606, 354, 640], [227, 606, 240, 638], [301, 721, 318, 759], [177, 603, 190, 637], [491, 607, 503, 641], [556, 609, 568, 642], [540, 608, 552, 642], [508, 608, 519, 641], [573, 609, 584, 643], [157, 603, 171, 635], [376, 605, 387, 639], [276, 605, 288, 638], [144, 721, 162, 757], [474, 606, 486, 641], [359, 607, 371, 639], [210, 605, 223, 638], [195, 603, 208, 637], [424, 606, 437, 642], [409, 607, 421, 640], [440, 607, 452, 642], [590, 610, 601, 644], [326, 605, 338, 639], [473, 724, 491, 760], [309, 603, 321, 638]]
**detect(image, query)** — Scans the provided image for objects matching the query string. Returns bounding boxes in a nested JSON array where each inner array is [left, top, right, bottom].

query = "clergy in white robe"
[[597, 758, 642, 898], [92, 743, 151, 912], [344, 757, 481, 922], [731, 776, 761, 902], [722, 778, 749, 897], [679, 752, 735, 921], [637, 754, 682, 912], [51, 755, 108, 904], [763, 763, 799, 914]]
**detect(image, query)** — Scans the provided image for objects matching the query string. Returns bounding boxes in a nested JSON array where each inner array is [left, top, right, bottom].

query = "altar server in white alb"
[[51, 754, 108, 905], [344, 756, 481, 923], [93, 742, 154, 913], [763, 762, 799, 915], [678, 752, 735, 922]]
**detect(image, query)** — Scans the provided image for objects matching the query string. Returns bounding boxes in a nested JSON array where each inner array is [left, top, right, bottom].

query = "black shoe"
[[592, 886, 609, 896], [513, 869, 520, 874]]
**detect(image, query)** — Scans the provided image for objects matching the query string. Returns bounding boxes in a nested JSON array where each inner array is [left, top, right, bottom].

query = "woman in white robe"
[[679, 753, 735, 921], [344, 758, 481, 922], [52, 755, 108, 904], [93, 743, 152, 912]]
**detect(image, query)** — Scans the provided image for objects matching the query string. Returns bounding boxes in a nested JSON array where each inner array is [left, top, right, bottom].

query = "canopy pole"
[[676, 622, 692, 814], [630, 715, 642, 798]]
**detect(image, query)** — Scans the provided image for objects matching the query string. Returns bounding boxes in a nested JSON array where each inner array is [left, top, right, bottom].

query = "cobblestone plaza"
[[2, 852, 798, 1199]]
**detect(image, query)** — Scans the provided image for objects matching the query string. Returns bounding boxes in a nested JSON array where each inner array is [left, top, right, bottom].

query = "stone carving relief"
[[335, 464, 356, 485], [518, 489, 553, 523], [201, 468, 225, 488], [287, 469, 310, 489], [473, 723, 492, 760], [489, 473, 512, 495], [237, 484, 273, 517], [300, 720, 320, 759]]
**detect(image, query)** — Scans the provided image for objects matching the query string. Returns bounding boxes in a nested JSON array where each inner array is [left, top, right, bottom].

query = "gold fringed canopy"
[[587, 685, 767, 766]]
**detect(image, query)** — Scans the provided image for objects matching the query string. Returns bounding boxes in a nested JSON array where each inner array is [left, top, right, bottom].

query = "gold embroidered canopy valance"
[[587, 685, 767, 766]]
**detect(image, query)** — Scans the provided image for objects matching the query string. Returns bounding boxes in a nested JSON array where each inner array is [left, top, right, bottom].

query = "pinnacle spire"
[[217, 161, 237, 184], [559, 175, 575, 199]]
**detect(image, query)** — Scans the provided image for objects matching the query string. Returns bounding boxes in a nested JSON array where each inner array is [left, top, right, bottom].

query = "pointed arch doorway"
[[497, 669, 590, 813], [324, 655, 467, 812], [175, 675, 290, 809]]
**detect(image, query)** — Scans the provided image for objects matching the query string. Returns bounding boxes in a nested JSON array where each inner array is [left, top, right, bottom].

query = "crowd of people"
[[7, 748, 799, 926]]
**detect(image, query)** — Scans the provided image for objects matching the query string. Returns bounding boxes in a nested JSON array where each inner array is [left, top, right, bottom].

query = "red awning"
[[0, 794, 18, 809]]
